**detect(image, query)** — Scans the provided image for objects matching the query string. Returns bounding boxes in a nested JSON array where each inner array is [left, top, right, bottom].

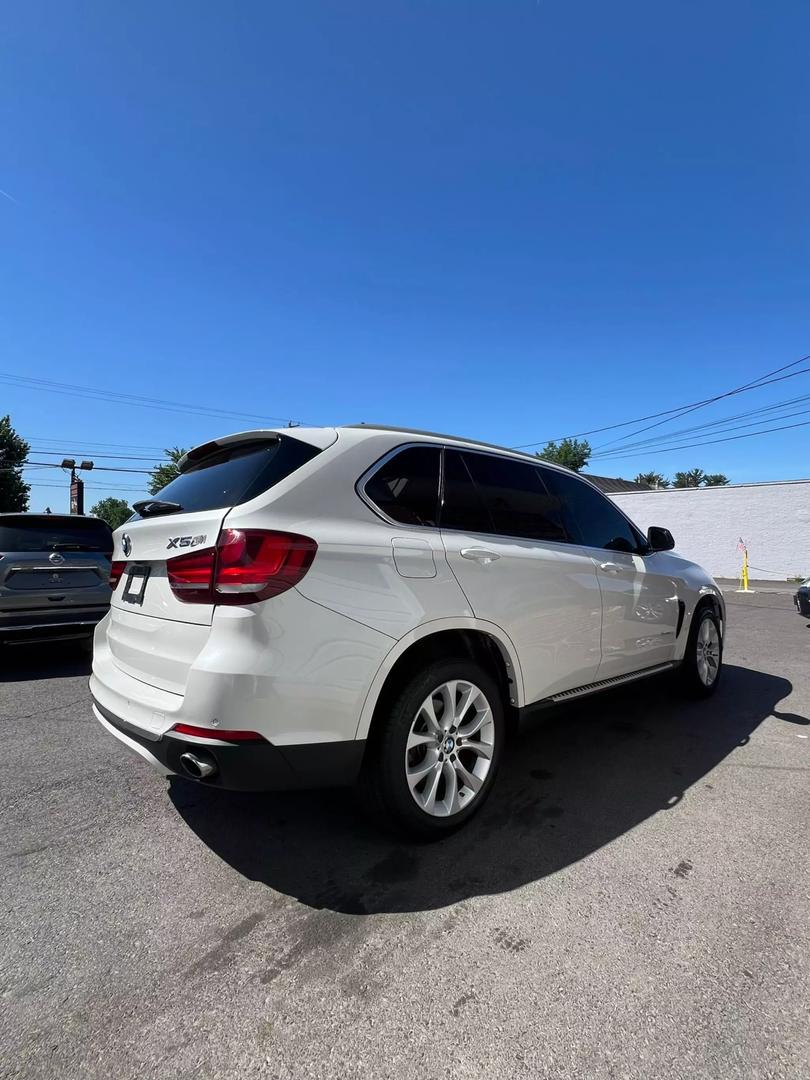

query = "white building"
[[608, 479, 810, 581]]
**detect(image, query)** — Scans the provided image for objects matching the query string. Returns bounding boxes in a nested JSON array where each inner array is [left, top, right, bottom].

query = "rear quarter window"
[[363, 446, 441, 526], [131, 436, 321, 518]]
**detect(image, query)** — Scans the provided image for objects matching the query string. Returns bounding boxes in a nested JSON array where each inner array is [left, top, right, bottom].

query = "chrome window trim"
[[357, 440, 651, 555]]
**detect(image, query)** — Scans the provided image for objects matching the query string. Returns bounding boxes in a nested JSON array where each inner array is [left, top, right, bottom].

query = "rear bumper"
[[91, 588, 395, 745], [93, 698, 366, 791], [0, 606, 108, 643], [795, 592, 810, 617]]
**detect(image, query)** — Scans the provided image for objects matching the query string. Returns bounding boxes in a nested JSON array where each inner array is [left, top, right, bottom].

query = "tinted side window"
[[462, 454, 567, 542], [441, 450, 493, 533], [541, 468, 645, 553], [364, 446, 441, 526]]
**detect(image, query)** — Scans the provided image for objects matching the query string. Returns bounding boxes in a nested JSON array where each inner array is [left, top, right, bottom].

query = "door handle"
[[599, 561, 624, 574], [461, 548, 501, 565]]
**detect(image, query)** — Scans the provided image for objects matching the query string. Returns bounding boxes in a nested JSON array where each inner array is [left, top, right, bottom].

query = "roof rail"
[[345, 423, 542, 461]]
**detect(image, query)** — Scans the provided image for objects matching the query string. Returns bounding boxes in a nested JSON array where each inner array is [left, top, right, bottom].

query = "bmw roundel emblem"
[[121, 534, 132, 557]]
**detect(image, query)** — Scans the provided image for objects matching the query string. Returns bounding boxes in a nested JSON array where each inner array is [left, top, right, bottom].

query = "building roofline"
[[608, 478, 810, 493]]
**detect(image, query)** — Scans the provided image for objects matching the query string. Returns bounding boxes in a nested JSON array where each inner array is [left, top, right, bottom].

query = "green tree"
[[0, 414, 30, 512], [673, 468, 706, 488], [90, 496, 133, 530], [634, 471, 670, 489], [702, 473, 729, 487], [148, 447, 186, 495], [537, 437, 591, 472]]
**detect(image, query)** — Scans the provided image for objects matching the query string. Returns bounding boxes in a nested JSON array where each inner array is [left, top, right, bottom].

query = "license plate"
[[122, 566, 150, 604]]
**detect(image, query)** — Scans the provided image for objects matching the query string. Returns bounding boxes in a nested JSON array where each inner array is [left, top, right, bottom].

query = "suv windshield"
[[0, 517, 113, 553], [131, 436, 322, 518]]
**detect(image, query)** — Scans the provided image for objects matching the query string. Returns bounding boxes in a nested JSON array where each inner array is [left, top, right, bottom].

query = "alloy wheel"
[[696, 617, 721, 686], [404, 679, 495, 817]]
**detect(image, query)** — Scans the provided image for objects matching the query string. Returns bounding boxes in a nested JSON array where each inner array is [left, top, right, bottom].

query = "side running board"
[[549, 662, 676, 703]]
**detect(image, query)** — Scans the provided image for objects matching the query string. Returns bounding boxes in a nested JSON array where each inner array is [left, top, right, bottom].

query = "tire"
[[677, 605, 723, 698], [361, 658, 505, 840]]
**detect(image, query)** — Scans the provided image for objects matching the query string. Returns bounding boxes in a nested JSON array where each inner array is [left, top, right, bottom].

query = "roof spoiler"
[[178, 432, 281, 473]]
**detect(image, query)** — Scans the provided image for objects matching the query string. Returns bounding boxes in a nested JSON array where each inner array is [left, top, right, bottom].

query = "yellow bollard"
[[736, 539, 754, 593]]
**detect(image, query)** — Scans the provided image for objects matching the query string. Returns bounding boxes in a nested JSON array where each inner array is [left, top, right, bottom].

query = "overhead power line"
[[0, 461, 152, 474], [26, 481, 146, 492], [25, 449, 161, 462], [0, 372, 306, 426], [26, 486, 147, 494], [589, 417, 810, 461], [28, 437, 167, 450], [27, 437, 168, 452], [593, 357, 810, 452], [593, 408, 810, 460], [591, 395, 810, 459], [511, 353, 810, 449]]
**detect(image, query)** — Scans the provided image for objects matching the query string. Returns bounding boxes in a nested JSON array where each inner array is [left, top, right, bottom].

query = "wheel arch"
[[354, 619, 525, 742], [679, 588, 724, 658], [694, 588, 724, 626]]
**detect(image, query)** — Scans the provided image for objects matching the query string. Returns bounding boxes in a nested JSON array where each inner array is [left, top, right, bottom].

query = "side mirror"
[[647, 526, 675, 552]]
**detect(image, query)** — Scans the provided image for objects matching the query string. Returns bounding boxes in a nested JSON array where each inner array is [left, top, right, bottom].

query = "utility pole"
[[61, 458, 94, 515]]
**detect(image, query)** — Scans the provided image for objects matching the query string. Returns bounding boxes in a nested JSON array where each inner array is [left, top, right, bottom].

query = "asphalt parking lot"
[[2, 592, 809, 1080]]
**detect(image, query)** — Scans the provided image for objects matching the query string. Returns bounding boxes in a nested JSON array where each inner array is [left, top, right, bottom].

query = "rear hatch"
[[0, 515, 112, 613], [107, 430, 328, 694]]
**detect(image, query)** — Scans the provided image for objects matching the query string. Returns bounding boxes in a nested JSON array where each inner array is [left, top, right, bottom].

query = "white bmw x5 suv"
[[92, 425, 725, 837]]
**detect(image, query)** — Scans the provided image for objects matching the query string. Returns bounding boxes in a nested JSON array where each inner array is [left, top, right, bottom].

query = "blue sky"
[[2, 1, 808, 511]]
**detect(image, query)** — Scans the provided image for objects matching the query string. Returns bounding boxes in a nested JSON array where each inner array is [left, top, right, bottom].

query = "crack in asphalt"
[[0, 697, 88, 723]]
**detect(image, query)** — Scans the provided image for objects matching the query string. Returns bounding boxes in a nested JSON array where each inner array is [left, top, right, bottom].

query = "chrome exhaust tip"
[[179, 751, 217, 780]]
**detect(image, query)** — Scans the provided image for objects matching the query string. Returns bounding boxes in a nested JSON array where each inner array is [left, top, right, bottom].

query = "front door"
[[540, 467, 679, 678], [440, 450, 602, 703]]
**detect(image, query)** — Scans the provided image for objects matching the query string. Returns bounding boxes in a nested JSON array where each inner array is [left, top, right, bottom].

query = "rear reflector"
[[167, 529, 317, 605], [110, 561, 127, 589], [171, 723, 266, 742]]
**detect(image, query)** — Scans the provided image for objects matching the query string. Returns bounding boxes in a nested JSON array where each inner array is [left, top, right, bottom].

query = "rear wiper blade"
[[132, 499, 184, 517]]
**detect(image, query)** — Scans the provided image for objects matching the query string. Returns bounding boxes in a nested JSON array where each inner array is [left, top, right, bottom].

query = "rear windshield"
[[132, 436, 321, 517], [0, 518, 113, 553]]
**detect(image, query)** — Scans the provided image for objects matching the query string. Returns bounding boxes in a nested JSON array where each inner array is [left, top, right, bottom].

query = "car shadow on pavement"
[[0, 643, 92, 682], [169, 664, 805, 915]]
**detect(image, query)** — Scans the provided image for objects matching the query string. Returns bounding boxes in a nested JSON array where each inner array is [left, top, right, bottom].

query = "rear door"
[[439, 449, 602, 703], [540, 466, 680, 678], [0, 516, 112, 613], [107, 433, 326, 693]]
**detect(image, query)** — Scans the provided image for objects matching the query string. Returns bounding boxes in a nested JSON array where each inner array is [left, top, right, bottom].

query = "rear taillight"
[[109, 561, 127, 589], [166, 529, 317, 605], [166, 548, 216, 603], [214, 529, 317, 603]]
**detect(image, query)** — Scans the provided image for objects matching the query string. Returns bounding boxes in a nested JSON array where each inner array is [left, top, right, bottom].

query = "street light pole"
[[60, 458, 94, 515]]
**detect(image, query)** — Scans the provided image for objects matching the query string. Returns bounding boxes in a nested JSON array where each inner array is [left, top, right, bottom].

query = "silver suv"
[[0, 513, 113, 647]]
